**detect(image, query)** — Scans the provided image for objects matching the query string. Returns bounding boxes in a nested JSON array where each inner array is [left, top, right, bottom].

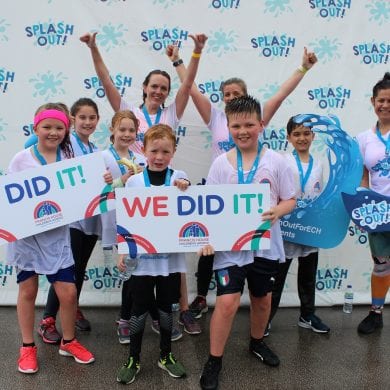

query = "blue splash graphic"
[[309, 36, 341, 64], [207, 29, 238, 57], [264, 0, 293, 17], [91, 123, 110, 149], [281, 114, 363, 248], [152, 0, 185, 8], [0, 119, 7, 141], [96, 23, 127, 52], [0, 19, 10, 42], [366, 1, 390, 26], [258, 83, 292, 106], [201, 129, 212, 150], [29, 71, 67, 101]]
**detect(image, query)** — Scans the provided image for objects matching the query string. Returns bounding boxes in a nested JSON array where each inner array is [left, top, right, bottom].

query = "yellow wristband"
[[298, 65, 308, 74], [192, 52, 201, 58]]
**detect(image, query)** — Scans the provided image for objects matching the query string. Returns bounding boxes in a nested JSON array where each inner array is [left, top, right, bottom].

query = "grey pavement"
[[0, 306, 388, 390]]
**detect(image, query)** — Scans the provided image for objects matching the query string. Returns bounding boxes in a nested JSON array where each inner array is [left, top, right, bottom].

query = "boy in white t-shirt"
[[200, 96, 296, 390]]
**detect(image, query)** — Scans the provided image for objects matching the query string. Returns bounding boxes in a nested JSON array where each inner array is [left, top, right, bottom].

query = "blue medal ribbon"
[[293, 149, 313, 195], [109, 144, 135, 175], [33, 144, 61, 165], [375, 124, 390, 156], [142, 105, 162, 128], [236, 142, 262, 184], [143, 168, 171, 187], [72, 132, 94, 154]]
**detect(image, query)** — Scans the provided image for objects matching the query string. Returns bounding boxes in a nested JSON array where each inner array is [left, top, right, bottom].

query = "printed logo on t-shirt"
[[372, 156, 390, 178], [313, 181, 321, 192], [217, 269, 230, 287]]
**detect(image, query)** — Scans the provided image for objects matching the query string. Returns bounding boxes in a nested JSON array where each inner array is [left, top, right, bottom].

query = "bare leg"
[[179, 273, 189, 311], [250, 292, 271, 339], [54, 281, 77, 340]]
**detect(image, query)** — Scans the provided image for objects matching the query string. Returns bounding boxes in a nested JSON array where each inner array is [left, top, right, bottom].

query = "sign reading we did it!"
[[116, 184, 271, 254], [0, 153, 111, 245]]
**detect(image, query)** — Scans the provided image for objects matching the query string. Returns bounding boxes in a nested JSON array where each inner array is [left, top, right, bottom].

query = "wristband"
[[172, 59, 183, 67], [298, 65, 308, 74], [192, 52, 201, 58]]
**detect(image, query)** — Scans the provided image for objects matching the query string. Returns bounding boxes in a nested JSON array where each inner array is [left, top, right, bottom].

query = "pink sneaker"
[[59, 339, 95, 364], [18, 346, 38, 374]]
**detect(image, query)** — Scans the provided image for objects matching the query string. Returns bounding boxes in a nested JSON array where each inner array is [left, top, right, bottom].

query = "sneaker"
[[59, 339, 95, 364], [263, 322, 271, 337], [189, 296, 208, 319], [357, 311, 383, 334], [18, 346, 38, 374], [250, 339, 280, 367], [117, 320, 130, 345], [37, 316, 61, 344], [298, 314, 330, 333], [200, 358, 222, 390], [178, 310, 201, 335], [151, 320, 183, 341], [76, 308, 91, 331], [158, 352, 186, 378], [117, 357, 140, 384]]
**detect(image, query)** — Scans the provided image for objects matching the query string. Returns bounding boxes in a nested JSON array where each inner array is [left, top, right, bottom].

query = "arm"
[[262, 198, 296, 225], [80, 32, 121, 112], [167, 38, 212, 123], [262, 47, 318, 127]]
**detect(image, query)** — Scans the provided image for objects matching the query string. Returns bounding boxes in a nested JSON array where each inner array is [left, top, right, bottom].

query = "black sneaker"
[[200, 358, 222, 390], [250, 340, 280, 367], [263, 322, 271, 337], [357, 311, 383, 334], [189, 296, 208, 319], [298, 314, 330, 334]]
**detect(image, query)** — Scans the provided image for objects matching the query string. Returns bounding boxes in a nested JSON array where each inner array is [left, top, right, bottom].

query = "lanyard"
[[236, 142, 262, 184], [109, 144, 135, 175], [142, 105, 162, 128], [375, 124, 390, 156], [143, 168, 171, 187], [293, 150, 313, 194], [73, 132, 94, 154], [33, 144, 61, 165]]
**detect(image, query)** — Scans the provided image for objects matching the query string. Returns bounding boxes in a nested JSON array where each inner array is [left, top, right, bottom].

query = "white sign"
[[0, 153, 112, 245], [116, 184, 271, 254]]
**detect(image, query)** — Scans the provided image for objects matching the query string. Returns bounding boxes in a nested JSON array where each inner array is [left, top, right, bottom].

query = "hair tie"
[[34, 109, 70, 129]]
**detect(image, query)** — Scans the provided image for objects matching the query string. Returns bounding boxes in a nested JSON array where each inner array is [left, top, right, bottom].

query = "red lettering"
[[153, 196, 168, 216], [122, 196, 151, 217]]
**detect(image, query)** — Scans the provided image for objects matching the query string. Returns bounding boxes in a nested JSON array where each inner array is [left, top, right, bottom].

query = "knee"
[[217, 298, 239, 319]]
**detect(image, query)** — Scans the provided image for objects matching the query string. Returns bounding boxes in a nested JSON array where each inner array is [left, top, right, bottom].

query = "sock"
[[23, 342, 35, 348], [62, 338, 75, 344], [208, 354, 222, 364], [250, 336, 263, 344]]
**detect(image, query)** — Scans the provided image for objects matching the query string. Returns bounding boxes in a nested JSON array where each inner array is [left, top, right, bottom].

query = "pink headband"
[[34, 109, 70, 129]]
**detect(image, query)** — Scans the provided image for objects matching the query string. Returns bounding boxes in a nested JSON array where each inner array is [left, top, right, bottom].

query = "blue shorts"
[[17, 265, 76, 284], [215, 257, 278, 298]]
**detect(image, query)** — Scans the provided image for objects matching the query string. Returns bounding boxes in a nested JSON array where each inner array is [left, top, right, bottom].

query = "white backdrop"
[[0, 0, 389, 307]]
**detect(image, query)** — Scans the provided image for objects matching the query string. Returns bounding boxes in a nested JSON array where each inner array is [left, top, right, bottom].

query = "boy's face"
[[142, 136, 175, 171], [287, 125, 314, 153], [228, 112, 263, 152]]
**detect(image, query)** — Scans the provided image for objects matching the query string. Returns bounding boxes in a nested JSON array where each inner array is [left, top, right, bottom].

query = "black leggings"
[[44, 228, 98, 318], [196, 254, 214, 297]]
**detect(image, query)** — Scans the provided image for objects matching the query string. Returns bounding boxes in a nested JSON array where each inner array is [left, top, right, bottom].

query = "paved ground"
[[0, 305, 388, 390]]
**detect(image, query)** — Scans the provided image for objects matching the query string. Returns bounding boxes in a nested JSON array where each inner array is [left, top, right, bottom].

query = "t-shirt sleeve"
[[206, 155, 224, 185], [278, 157, 297, 200], [163, 102, 179, 130], [119, 98, 136, 112]]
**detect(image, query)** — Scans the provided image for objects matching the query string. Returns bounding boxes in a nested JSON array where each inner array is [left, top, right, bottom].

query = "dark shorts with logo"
[[215, 257, 279, 298]]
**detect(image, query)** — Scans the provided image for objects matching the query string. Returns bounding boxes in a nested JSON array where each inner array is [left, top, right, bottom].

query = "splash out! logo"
[[25, 21, 74, 46], [348, 224, 368, 245], [210, 0, 240, 9], [309, 0, 351, 18], [33, 200, 63, 227], [352, 41, 390, 65], [178, 221, 209, 248], [307, 86, 351, 110], [260, 127, 288, 152], [0, 68, 15, 94], [83, 73, 132, 99], [198, 79, 223, 104], [316, 266, 348, 290], [140, 27, 189, 51], [250, 33, 296, 58]]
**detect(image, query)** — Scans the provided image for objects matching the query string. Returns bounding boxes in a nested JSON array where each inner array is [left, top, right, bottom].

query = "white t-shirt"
[[208, 106, 233, 161], [207, 148, 296, 270], [124, 169, 188, 276], [119, 99, 179, 155], [356, 127, 390, 196], [69, 132, 102, 236], [100, 148, 146, 247], [6, 148, 74, 274], [283, 153, 323, 258]]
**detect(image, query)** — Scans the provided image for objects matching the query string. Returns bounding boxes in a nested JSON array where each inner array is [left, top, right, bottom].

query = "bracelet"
[[192, 52, 201, 59], [172, 59, 183, 67], [298, 65, 308, 74]]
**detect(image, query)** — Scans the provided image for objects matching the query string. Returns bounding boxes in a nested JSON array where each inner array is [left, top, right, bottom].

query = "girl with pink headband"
[[6, 103, 95, 375]]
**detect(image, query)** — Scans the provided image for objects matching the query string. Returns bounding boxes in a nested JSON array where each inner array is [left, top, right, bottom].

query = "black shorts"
[[215, 257, 279, 298], [129, 272, 181, 307]]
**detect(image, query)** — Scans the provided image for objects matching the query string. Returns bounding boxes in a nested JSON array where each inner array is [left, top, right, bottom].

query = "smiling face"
[[371, 88, 390, 125], [73, 105, 99, 142], [222, 83, 246, 104], [111, 117, 137, 150], [227, 112, 263, 152], [287, 124, 315, 154], [34, 118, 67, 151], [143, 136, 175, 171], [143, 74, 170, 108]]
